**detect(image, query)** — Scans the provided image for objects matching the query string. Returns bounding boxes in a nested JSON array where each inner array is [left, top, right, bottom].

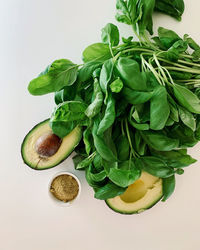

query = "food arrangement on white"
[[21, 0, 200, 214]]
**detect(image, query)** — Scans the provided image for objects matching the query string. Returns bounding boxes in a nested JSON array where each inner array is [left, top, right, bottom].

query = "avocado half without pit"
[[21, 119, 82, 170], [106, 172, 163, 214]]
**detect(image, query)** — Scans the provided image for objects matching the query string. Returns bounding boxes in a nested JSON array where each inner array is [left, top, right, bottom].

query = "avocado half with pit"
[[21, 119, 82, 170], [106, 172, 163, 214]]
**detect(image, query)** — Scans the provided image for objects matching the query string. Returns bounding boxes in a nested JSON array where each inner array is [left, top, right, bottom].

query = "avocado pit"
[[35, 132, 62, 158]]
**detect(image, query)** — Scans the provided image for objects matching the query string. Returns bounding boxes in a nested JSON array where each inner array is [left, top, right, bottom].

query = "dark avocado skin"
[[105, 195, 163, 215], [21, 119, 81, 170]]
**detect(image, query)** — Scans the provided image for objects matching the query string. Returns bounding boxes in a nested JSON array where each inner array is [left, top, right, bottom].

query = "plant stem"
[[164, 66, 200, 74], [157, 57, 189, 69], [176, 79, 200, 82], [142, 32, 160, 51], [109, 44, 114, 58], [113, 52, 122, 62], [153, 54, 168, 84], [89, 152, 96, 159], [180, 53, 193, 59], [162, 67, 175, 85], [121, 120, 125, 136], [122, 47, 154, 54], [132, 24, 143, 45], [178, 59, 200, 68], [142, 58, 163, 85], [125, 119, 136, 158]]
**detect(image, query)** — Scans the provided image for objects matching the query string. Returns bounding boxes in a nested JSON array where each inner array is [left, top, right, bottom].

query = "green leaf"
[[116, 57, 147, 91], [90, 170, 107, 182], [82, 43, 111, 63], [115, 0, 132, 25], [73, 154, 86, 170], [85, 79, 104, 118], [93, 153, 103, 172], [129, 107, 149, 130], [195, 88, 200, 100], [158, 27, 181, 49], [86, 165, 106, 188], [141, 130, 179, 151], [92, 119, 118, 162], [162, 40, 188, 62], [97, 94, 115, 135], [117, 0, 141, 26], [83, 127, 93, 155], [138, 0, 155, 35], [102, 159, 118, 176], [28, 59, 78, 95], [195, 117, 200, 140], [101, 23, 120, 47], [99, 58, 114, 94], [122, 36, 133, 44], [170, 124, 198, 148], [115, 99, 128, 117], [94, 181, 126, 200], [184, 34, 200, 61], [170, 40, 188, 53], [104, 126, 118, 157], [115, 13, 132, 25], [50, 101, 87, 138], [129, 118, 149, 130], [185, 34, 200, 51], [115, 0, 155, 35], [165, 117, 174, 127], [110, 78, 123, 93], [76, 154, 95, 170], [116, 134, 130, 161], [176, 168, 184, 175], [169, 71, 192, 80], [145, 71, 160, 90], [134, 130, 146, 156], [152, 36, 166, 50], [78, 61, 102, 83], [108, 161, 141, 188], [162, 49, 179, 62], [168, 94, 179, 122], [155, 0, 185, 20], [51, 101, 87, 122], [162, 175, 176, 202], [122, 87, 153, 104], [79, 83, 93, 105], [151, 149, 197, 168], [116, 0, 129, 14], [130, 0, 143, 26], [50, 121, 74, 139], [54, 83, 77, 105], [150, 86, 170, 130], [178, 106, 196, 131], [173, 84, 200, 114], [136, 156, 175, 178], [134, 103, 150, 123]]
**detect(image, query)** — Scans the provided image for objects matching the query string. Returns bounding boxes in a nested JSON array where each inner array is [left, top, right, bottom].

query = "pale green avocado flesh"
[[106, 172, 163, 214], [21, 119, 82, 170]]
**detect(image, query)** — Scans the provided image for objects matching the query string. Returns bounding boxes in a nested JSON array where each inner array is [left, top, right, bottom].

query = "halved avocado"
[[105, 172, 163, 214], [21, 119, 82, 170]]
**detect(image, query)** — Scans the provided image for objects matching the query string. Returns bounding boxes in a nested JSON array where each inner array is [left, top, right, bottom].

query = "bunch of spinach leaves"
[[27, 0, 200, 203]]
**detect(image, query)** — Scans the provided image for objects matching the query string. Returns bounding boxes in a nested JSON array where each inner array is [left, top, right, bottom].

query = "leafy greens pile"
[[28, 0, 200, 202]]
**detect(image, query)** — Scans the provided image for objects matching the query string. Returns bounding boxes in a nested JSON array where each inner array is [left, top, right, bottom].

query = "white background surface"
[[1, 0, 200, 249]]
